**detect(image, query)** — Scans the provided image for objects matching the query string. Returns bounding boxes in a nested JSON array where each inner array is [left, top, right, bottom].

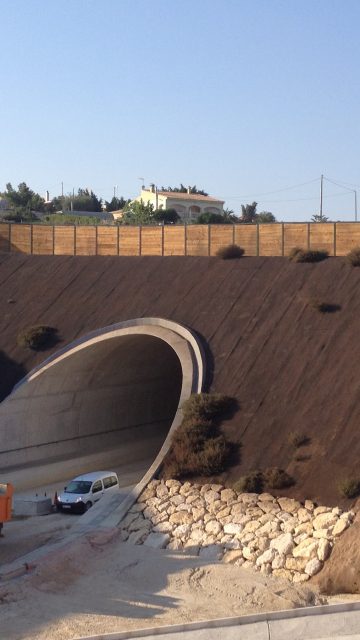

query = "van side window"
[[104, 475, 118, 489], [92, 480, 103, 493]]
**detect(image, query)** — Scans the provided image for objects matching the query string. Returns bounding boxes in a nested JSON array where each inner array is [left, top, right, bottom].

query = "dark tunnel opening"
[[0, 335, 183, 486]]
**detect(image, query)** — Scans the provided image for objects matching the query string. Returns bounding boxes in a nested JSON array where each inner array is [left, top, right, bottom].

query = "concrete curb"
[[72, 602, 360, 640]]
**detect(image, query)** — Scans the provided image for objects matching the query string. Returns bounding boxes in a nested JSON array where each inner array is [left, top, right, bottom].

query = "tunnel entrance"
[[0, 319, 204, 491]]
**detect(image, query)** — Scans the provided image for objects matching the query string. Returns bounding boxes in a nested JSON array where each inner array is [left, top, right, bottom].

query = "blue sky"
[[1, 0, 359, 220]]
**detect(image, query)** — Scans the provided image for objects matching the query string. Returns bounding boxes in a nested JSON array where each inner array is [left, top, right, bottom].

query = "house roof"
[[143, 190, 224, 204]]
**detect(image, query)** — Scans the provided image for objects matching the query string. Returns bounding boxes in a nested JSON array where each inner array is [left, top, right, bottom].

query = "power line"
[[223, 178, 320, 199]]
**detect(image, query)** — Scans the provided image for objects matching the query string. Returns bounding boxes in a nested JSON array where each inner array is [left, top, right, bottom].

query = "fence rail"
[[0, 222, 360, 257]]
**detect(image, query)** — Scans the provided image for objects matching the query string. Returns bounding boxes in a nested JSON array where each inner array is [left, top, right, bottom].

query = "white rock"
[[258, 493, 275, 502], [144, 532, 170, 549], [297, 508, 311, 523], [313, 513, 338, 530], [165, 479, 181, 489], [313, 528, 332, 539], [304, 500, 314, 511], [223, 523, 243, 536], [270, 532, 294, 556], [293, 538, 318, 559], [292, 572, 310, 583], [205, 520, 222, 536], [127, 529, 148, 545], [305, 557, 323, 576], [128, 516, 151, 533], [277, 497, 301, 513], [242, 546, 256, 561], [167, 539, 183, 550], [190, 528, 205, 543], [153, 521, 173, 534], [169, 511, 193, 525], [332, 518, 349, 536], [221, 489, 236, 502], [317, 538, 331, 561], [223, 550, 243, 564], [313, 506, 329, 516], [170, 494, 186, 506], [173, 524, 191, 539], [224, 539, 242, 550], [272, 554, 285, 569], [256, 548, 275, 566], [204, 490, 220, 503]]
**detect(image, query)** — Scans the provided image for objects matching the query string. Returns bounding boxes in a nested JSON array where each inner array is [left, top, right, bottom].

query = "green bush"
[[346, 247, 360, 267], [17, 325, 58, 350], [233, 471, 263, 494], [264, 467, 295, 489], [216, 244, 245, 260], [338, 477, 360, 499], [288, 431, 309, 448], [289, 247, 329, 263], [181, 393, 235, 423]]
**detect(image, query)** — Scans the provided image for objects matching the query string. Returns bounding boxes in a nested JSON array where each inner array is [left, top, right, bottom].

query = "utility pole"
[[355, 191, 358, 222], [320, 174, 324, 219], [61, 181, 64, 197], [113, 185, 117, 199]]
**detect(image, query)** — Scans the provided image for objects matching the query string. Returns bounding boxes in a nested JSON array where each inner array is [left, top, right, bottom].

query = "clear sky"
[[1, 0, 359, 221]]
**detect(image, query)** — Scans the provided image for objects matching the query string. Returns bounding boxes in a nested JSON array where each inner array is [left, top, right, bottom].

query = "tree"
[[105, 196, 130, 212], [198, 212, 232, 224], [239, 202, 276, 223], [153, 208, 180, 224], [256, 211, 276, 223], [2, 182, 46, 220], [53, 188, 103, 213], [120, 199, 155, 225], [311, 213, 330, 222], [160, 184, 208, 196], [240, 201, 258, 223]]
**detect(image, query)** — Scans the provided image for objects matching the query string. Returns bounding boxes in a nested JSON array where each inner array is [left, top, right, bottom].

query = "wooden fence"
[[1, 222, 360, 257]]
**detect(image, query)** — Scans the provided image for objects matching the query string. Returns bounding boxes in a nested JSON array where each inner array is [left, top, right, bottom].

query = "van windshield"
[[65, 481, 92, 494]]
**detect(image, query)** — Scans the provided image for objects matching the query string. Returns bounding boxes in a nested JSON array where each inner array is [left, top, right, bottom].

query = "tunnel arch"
[[0, 318, 205, 491]]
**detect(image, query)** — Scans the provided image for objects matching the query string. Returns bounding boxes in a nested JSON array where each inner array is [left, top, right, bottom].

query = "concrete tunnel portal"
[[0, 319, 204, 491]]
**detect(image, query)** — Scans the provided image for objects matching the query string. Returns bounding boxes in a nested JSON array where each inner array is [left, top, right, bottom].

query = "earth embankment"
[[0, 253, 359, 505]]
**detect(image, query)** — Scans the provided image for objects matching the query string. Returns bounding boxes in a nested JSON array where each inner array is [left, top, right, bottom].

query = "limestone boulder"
[[270, 532, 294, 556], [169, 511, 193, 525]]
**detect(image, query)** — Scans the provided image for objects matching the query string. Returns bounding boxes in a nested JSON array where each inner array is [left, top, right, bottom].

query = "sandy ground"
[[0, 526, 325, 640]]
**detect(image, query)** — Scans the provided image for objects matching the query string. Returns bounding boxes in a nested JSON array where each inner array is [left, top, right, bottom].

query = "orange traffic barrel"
[[0, 483, 14, 523]]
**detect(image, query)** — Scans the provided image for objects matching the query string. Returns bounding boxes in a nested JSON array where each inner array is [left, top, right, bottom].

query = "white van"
[[56, 471, 119, 513]]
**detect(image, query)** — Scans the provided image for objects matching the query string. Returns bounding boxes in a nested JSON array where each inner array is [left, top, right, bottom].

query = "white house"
[[136, 185, 225, 222]]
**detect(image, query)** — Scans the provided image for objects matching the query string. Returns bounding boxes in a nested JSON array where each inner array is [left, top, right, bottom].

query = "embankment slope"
[[1, 253, 359, 506]]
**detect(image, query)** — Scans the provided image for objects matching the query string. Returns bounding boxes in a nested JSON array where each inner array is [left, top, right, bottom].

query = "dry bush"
[[17, 325, 58, 350], [162, 393, 236, 479], [216, 244, 245, 260], [264, 467, 295, 489], [346, 247, 360, 267], [338, 477, 360, 499], [233, 471, 263, 494], [181, 393, 236, 423], [307, 298, 341, 313], [288, 431, 310, 448], [289, 247, 328, 263]]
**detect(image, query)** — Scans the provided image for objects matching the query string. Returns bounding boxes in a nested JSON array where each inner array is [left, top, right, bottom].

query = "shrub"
[[233, 471, 263, 494], [17, 325, 58, 350], [216, 244, 245, 260], [346, 247, 360, 267], [307, 298, 341, 313], [181, 393, 236, 423], [289, 247, 329, 263], [162, 393, 236, 479], [288, 431, 310, 448], [264, 467, 295, 489], [338, 477, 360, 499]]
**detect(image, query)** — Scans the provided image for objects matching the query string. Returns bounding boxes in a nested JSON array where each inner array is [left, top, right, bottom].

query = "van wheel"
[[85, 501, 92, 511]]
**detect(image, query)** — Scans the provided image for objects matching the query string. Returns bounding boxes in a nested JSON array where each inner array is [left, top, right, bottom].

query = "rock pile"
[[119, 479, 354, 584]]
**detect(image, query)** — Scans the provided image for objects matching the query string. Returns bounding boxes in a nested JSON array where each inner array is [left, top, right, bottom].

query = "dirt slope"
[[1, 253, 360, 506]]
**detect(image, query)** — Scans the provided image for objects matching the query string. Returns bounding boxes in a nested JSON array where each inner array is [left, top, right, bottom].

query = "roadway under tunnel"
[[0, 319, 204, 491]]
